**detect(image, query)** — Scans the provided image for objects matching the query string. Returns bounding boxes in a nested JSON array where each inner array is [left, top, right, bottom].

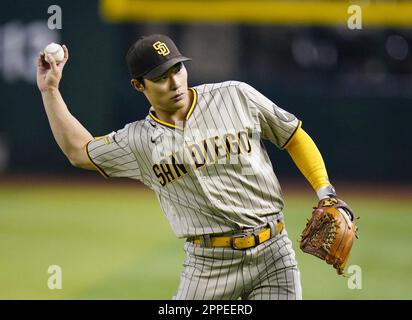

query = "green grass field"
[[0, 181, 411, 299]]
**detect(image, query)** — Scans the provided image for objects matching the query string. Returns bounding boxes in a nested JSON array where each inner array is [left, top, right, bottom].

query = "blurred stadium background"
[[0, 0, 411, 299]]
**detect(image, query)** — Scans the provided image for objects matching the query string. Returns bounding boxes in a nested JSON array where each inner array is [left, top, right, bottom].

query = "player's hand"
[[36, 44, 69, 92]]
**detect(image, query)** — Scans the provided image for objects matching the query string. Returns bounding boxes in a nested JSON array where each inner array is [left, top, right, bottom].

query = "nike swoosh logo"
[[151, 134, 162, 143]]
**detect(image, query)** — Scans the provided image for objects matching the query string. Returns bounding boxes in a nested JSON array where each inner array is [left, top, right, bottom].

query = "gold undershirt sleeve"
[[285, 127, 331, 192]]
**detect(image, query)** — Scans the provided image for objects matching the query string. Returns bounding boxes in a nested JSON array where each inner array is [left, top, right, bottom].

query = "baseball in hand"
[[44, 42, 64, 63]]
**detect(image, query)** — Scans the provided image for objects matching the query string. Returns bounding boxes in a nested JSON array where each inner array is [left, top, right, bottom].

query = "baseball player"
[[37, 34, 341, 300]]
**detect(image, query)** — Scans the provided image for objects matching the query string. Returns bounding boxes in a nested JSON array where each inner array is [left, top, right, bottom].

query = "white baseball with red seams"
[[44, 42, 64, 63]]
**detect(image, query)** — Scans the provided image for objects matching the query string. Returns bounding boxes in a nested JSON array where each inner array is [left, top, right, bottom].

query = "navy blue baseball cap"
[[126, 34, 191, 80]]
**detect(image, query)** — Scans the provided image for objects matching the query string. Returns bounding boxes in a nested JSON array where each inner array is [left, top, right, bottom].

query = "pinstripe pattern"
[[174, 228, 301, 300], [86, 81, 300, 238], [85, 81, 302, 299]]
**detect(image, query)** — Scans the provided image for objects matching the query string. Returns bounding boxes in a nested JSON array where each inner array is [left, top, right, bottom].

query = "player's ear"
[[131, 79, 145, 92]]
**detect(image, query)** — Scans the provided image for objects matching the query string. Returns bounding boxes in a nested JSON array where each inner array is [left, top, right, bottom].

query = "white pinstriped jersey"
[[85, 81, 301, 238]]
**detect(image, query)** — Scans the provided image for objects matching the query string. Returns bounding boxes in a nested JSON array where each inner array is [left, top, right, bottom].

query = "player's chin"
[[169, 96, 186, 108]]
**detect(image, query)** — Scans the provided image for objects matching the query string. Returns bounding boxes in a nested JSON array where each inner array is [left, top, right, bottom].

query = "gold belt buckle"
[[231, 234, 246, 250], [231, 232, 260, 250]]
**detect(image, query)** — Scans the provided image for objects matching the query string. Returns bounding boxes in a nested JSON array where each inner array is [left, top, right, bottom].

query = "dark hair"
[[137, 77, 145, 87]]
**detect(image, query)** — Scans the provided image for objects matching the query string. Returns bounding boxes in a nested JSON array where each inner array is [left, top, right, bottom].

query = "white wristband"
[[317, 185, 337, 200]]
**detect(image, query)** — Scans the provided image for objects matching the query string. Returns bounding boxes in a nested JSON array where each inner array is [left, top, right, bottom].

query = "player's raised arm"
[[36, 45, 95, 170]]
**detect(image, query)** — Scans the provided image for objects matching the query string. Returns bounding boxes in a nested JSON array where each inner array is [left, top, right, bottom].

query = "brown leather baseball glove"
[[299, 197, 358, 275]]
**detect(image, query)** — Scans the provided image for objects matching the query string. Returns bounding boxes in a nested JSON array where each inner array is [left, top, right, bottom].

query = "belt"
[[192, 222, 284, 250]]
